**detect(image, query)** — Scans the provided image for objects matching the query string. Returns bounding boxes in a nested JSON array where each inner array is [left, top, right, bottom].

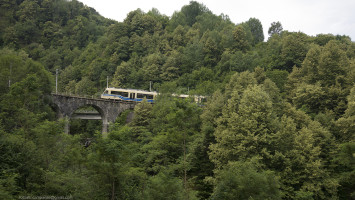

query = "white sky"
[[79, 0, 355, 41]]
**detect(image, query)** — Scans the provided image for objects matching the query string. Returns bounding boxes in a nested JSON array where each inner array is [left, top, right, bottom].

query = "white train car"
[[101, 88, 158, 103], [101, 87, 206, 103]]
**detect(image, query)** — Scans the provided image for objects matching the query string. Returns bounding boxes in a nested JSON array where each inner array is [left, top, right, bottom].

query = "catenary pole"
[[56, 69, 58, 94], [9, 63, 12, 88]]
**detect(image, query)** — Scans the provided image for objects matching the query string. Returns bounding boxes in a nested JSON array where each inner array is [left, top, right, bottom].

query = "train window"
[[130, 93, 135, 99], [111, 91, 129, 97], [137, 93, 154, 99], [199, 98, 207, 103], [137, 93, 143, 98], [146, 94, 154, 99]]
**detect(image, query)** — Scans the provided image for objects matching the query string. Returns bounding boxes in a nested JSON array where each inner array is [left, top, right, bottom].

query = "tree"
[[171, 25, 187, 48], [318, 40, 349, 87], [196, 12, 229, 33], [280, 32, 310, 71], [268, 21, 283, 37], [0, 130, 40, 197], [180, 41, 204, 74], [246, 17, 264, 45], [16, 0, 40, 22], [142, 96, 202, 199], [291, 82, 326, 116], [41, 21, 62, 48], [189, 89, 224, 198], [142, 53, 164, 84], [211, 159, 281, 200], [75, 77, 96, 95], [180, 1, 210, 26], [209, 83, 275, 169], [143, 171, 194, 200], [333, 142, 355, 199], [286, 40, 351, 117], [0, 55, 53, 132], [202, 35, 220, 67], [300, 44, 322, 84], [266, 69, 289, 93], [313, 34, 336, 46], [232, 25, 251, 52], [160, 50, 181, 81], [269, 116, 338, 199], [111, 61, 134, 88], [130, 98, 153, 143], [88, 126, 145, 200], [336, 85, 355, 141]]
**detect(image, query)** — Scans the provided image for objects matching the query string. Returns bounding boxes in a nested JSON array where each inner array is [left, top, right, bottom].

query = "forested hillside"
[[0, 0, 354, 199]]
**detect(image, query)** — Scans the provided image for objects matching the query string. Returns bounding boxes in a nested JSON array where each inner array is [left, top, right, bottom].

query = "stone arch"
[[50, 101, 63, 119], [63, 102, 109, 135], [70, 103, 105, 120], [51, 94, 137, 136], [69, 104, 106, 135]]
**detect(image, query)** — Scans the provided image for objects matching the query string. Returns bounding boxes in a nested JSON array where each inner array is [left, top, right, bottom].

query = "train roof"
[[104, 87, 206, 98], [105, 87, 158, 94]]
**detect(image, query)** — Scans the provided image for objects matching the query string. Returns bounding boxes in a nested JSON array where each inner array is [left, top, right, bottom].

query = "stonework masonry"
[[51, 94, 136, 136]]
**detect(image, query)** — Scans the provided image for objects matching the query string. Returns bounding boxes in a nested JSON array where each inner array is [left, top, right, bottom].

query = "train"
[[101, 87, 206, 103]]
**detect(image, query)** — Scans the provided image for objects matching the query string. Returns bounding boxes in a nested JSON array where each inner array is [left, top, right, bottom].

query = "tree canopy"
[[0, 0, 354, 199]]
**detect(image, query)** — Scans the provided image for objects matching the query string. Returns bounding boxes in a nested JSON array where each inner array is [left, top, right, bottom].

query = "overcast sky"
[[79, 0, 355, 41]]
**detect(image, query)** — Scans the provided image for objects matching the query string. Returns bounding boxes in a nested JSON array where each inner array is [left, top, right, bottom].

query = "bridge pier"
[[102, 123, 108, 137], [102, 115, 109, 137], [64, 117, 70, 134]]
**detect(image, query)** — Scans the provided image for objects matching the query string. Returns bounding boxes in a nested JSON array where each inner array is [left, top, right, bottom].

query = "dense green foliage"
[[0, 0, 354, 199]]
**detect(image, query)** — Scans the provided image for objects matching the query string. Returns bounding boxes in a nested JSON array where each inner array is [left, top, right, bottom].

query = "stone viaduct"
[[51, 94, 137, 135]]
